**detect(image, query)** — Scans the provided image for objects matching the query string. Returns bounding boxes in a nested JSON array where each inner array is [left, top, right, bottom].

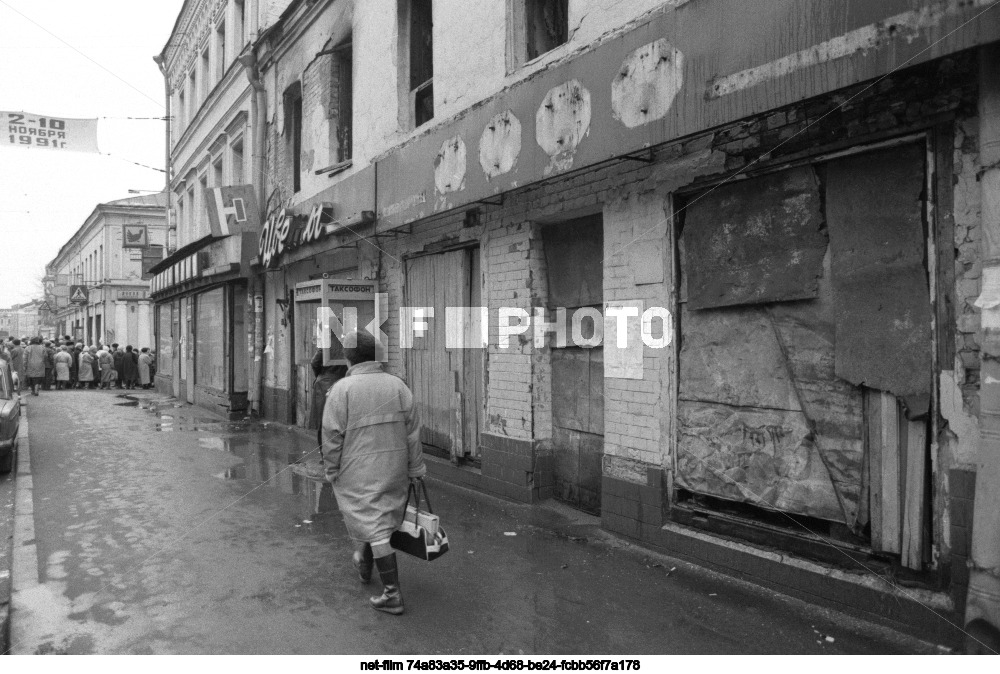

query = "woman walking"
[[322, 330, 426, 615], [54, 347, 72, 390]]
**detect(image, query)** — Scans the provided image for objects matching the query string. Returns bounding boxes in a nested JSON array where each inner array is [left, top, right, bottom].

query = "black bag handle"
[[402, 478, 435, 525]]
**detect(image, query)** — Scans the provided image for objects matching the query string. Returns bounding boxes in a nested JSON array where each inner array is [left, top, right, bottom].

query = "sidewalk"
[[7, 390, 944, 654]]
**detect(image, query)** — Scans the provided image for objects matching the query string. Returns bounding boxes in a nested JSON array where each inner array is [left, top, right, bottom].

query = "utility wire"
[[0, 0, 164, 110]]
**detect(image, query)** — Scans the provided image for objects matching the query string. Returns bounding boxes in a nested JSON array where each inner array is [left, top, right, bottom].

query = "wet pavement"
[[6, 389, 941, 654]]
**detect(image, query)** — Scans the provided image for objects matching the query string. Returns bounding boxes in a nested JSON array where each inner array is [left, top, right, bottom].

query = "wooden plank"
[[866, 391, 883, 547], [902, 418, 927, 570], [879, 391, 900, 554]]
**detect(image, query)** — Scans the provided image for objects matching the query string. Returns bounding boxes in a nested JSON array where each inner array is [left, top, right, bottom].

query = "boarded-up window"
[[676, 146, 932, 531], [683, 167, 827, 310]]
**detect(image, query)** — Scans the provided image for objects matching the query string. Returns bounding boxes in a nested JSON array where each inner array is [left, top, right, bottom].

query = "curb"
[[0, 397, 27, 655]]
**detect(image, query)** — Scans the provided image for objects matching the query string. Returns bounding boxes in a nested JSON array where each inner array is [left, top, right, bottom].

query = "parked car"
[[0, 359, 20, 474]]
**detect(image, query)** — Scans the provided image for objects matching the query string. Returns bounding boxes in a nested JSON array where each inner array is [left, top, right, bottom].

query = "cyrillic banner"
[[2, 111, 100, 153]]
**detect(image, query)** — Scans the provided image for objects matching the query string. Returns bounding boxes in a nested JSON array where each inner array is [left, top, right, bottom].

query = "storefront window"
[[196, 287, 226, 391], [156, 303, 173, 376]]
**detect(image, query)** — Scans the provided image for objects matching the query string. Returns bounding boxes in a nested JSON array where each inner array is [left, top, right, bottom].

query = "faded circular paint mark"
[[434, 135, 467, 194], [611, 39, 684, 128], [535, 80, 591, 175], [479, 110, 521, 180]]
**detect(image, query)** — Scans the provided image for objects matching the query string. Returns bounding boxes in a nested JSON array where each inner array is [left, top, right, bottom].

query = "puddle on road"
[[113, 401, 139, 407], [130, 394, 334, 520]]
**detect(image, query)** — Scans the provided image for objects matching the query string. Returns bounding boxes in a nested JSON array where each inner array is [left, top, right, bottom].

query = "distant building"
[[47, 193, 169, 348]]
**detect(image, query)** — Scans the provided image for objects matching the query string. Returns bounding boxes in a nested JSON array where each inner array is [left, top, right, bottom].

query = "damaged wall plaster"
[[612, 39, 684, 128], [536, 80, 592, 176], [480, 110, 522, 179]]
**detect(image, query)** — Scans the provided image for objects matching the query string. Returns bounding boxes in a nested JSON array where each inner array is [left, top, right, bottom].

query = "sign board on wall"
[[69, 285, 88, 305], [258, 202, 336, 268], [123, 224, 149, 248], [207, 185, 260, 237], [2, 111, 100, 153]]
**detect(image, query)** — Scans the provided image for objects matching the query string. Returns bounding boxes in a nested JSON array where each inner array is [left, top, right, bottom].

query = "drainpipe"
[[238, 51, 267, 416], [153, 54, 171, 395], [967, 44, 1000, 653]]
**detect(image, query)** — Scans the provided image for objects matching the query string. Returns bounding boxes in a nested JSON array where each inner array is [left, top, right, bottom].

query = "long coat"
[[69, 348, 80, 381], [54, 351, 72, 381], [24, 344, 46, 378], [322, 361, 426, 543], [138, 353, 152, 385], [78, 352, 95, 382], [121, 350, 139, 382]]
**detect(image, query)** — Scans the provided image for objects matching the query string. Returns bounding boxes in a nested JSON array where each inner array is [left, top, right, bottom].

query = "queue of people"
[[0, 336, 156, 395]]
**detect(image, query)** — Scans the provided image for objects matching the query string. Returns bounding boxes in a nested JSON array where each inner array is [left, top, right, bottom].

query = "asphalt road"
[[4, 389, 939, 654]]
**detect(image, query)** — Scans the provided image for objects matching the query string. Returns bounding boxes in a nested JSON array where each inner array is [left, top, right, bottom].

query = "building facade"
[[159, 0, 1000, 646], [46, 194, 168, 348], [152, 0, 264, 418]]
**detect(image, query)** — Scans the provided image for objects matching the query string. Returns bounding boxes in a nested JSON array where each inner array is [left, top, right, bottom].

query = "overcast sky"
[[0, 0, 184, 307]]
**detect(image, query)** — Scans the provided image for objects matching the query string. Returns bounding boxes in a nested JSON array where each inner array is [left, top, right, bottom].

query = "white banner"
[[2, 111, 99, 153]]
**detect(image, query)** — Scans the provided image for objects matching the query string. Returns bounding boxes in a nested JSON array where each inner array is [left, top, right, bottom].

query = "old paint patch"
[[479, 110, 522, 179], [434, 135, 467, 195], [536, 80, 591, 176], [612, 39, 684, 128]]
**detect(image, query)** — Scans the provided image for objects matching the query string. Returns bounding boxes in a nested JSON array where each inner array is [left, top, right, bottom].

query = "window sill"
[[315, 159, 352, 177]]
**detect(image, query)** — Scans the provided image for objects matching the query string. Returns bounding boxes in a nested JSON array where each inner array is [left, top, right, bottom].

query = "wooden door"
[[405, 249, 482, 459]]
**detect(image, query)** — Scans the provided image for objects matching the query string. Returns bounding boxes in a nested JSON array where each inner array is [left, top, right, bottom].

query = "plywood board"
[[682, 166, 826, 310], [827, 143, 932, 415]]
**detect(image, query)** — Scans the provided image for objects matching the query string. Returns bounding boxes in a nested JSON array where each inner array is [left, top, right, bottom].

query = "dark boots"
[[353, 543, 374, 584], [370, 553, 403, 615]]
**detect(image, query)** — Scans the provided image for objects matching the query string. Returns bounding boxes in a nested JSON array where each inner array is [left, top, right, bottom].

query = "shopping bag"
[[390, 479, 449, 561]]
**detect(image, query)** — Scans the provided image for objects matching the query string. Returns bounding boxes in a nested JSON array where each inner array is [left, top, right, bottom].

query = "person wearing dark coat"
[[121, 345, 140, 389], [112, 344, 124, 389], [90, 346, 100, 384], [43, 341, 55, 390], [309, 349, 348, 450], [69, 343, 81, 388]]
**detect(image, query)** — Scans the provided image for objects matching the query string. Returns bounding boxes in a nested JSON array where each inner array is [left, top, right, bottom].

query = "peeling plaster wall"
[[352, 0, 403, 166], [352, 0, 673, 167], [433, 0, 507, 118], [263, 0, 352, 209]]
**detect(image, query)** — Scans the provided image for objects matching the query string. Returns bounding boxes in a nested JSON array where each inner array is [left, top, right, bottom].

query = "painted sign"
[[207, 185, 260, 237], [2, 111, 100, 153], [69, 285, 88, 305], [122, 224, 149, 248], [257, 202, 335, 268]]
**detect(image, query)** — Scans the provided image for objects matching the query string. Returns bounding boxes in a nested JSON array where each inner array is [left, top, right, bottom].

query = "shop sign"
[[258, 202, 335, 269], [123, 224, 148, 248], [117, 289, 147, 300]]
